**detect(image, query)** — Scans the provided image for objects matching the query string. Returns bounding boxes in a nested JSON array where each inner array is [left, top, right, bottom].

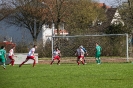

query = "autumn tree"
[[65, 0, 106, 35], [6, 0, 72, 44]]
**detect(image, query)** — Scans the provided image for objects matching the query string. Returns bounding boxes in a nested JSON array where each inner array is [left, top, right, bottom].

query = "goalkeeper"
[[95, 43, 102, 64]]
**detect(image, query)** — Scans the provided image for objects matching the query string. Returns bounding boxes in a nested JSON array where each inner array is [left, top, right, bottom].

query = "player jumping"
[[50, 47, 61, 65], [19, 45, 37, 67]]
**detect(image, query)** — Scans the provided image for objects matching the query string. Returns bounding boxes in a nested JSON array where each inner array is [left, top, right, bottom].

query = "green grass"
[[0, 63, 133, 88]]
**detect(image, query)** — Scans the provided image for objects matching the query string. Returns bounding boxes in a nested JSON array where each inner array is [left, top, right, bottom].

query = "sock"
[[33, 60, 36, 67], [81, 61, 84, 65], [98, 58, 101, 64], [50, 61, 54, 65], [20, 61, 25, 66], [96, 58, 98, 63], [3, 63, 6, 68], [12, 60, 15, 66], [78, 61, 80, 65], [57, 60, 60, 64]]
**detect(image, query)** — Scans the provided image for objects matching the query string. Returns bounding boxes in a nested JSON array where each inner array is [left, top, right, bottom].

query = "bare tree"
[[7, 0, 52, 44], [6, 0, 72, 44], [0, 0, 14, 21]]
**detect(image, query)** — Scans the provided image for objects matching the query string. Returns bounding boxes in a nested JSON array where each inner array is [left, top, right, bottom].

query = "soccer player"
[[80, 45, 88, 64], [0, 46, 6, 69], [75, 46, 85, 65], [95, 43, 102, 64], [19, 45, 37, 67], [8, 46, 16, 66], [50, 47, 61, 65]]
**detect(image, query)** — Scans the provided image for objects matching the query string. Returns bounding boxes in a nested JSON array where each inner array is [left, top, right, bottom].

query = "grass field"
[[0, 63, 133, 88]]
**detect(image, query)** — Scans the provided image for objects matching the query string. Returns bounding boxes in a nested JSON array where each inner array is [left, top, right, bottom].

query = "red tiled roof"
[[98, 3, 111, 9], [54, 29, 69, 35]]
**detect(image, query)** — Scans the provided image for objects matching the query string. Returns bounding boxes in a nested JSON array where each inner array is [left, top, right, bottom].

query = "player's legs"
[[50, 56, 56, 65], [0, 58, 6, 69], [97, 54, 101, 64], [9, 56, 15, 66], [28, 56, 36, 67], [50, 60, 54, 65], [19, 57, 29, 67], [51, 56, 60, 65], [95, 54, 101, 64], [83, 56, 87, 64], [80, 56, 84, 65], [77, 56, 80, 65], [30, 58, 36, 67], [57, 56, 60, 65], [95, 54, 98, 64]]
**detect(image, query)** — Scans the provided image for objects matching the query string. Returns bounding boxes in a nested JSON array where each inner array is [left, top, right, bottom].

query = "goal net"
[[52, 34, 129, 62]]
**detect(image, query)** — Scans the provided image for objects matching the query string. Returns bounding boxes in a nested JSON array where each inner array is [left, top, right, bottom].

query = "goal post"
[[52, 34, 129, 62]]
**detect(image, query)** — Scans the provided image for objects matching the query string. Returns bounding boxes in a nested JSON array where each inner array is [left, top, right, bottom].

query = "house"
[[90, 3, 124, 32], [42, 24, 69, 46]]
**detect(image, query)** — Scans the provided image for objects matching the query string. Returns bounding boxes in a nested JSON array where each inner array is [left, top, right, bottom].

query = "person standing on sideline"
[[19, 45, 37, 67], [75, 46, 85, 65], [95, 43, 102, 64], [80, 45, 88, 64], [8, 46, 16, 66], [50, 47, 61, 65], [0, 46, 6, 69]]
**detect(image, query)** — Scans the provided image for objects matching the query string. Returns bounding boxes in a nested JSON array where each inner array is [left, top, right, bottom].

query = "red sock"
[[50, 61, 54, 65], [12, 60, 15, 66], [20, 61, 25, 66]]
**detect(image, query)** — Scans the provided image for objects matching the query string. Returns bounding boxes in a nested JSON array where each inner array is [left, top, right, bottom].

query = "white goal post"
[[51, 34, 129, 62]]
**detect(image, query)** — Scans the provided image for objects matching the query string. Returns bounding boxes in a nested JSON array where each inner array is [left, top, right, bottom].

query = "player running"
[[50, 47, 61, 65], [8, 46, 16, 66], [75, 46, 85, 65], [19, 45, 37, 67], [80, 45, 88, 64], [0, 46, 6, 69], [95, 43, 102, 64]]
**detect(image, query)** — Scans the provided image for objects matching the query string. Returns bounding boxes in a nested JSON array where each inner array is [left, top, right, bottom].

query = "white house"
[[42, 24, 69, 46]]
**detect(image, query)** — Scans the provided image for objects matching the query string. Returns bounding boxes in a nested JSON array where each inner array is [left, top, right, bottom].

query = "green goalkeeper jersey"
[[0, 49, 6, 59], [96, 45, 102, 54]]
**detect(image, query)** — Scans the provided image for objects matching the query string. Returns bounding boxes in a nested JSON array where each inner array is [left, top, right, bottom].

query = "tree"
[[7, 0, 53, 44], [118, 0, 133, 33], [41, 0, 72, 35], [105, 24, 130, 34], [65, 0, 106, 35], [7, 0, 72, 44], [0, 0, 14, 21]]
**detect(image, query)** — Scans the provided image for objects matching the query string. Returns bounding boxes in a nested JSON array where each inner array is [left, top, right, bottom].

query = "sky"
[[98, 0, 127, 7]]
